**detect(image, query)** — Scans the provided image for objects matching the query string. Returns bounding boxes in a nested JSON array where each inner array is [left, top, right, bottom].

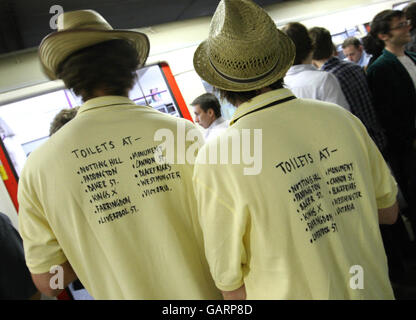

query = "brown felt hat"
[[39, 10, 150, 80]]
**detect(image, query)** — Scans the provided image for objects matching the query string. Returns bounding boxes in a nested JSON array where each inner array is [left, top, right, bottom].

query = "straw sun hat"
[[39, 10, 150, 80], [193, 0, 295, 92]]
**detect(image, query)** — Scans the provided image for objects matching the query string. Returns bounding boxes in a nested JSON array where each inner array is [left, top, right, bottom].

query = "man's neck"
[[312, 59, 328, 69], [301, 52, 313, 65], [385, 43, 406, 57], [207, 117, 218, 129], [87, 88, 129, 100]]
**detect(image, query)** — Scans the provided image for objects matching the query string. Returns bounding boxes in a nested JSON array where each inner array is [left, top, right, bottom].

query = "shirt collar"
[[358, 53, 365, 66], [77, 96, 137, 115], [382, 48, 396, 59], [286, 64, 317, 75], [230, 88, 295, 125], [321, 56, 339, 70], [208, 116, 226, 130]]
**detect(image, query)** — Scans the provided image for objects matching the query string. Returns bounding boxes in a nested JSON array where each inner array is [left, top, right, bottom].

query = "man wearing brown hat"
[[18, 10, 221, 299], [193, 0, 399, 299]]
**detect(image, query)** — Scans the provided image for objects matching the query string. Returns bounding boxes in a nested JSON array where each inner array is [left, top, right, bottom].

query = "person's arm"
[[18, 164, 75, 297], [193, 156, 248, 299], [378, 201, 399, 225], [221, 285, 246, 300], [31, 260, 77, 297]]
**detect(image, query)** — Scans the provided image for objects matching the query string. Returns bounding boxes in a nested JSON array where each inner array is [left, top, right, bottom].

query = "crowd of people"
[[3, 0, 416, 300]]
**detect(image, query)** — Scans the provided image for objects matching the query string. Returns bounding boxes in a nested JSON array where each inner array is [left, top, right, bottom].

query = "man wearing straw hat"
[[193, 0, 399, 299], [17, 9, 221, 300]]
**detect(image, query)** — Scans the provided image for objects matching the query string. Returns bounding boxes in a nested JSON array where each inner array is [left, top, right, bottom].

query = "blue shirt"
[[344, 51, 372, 68]]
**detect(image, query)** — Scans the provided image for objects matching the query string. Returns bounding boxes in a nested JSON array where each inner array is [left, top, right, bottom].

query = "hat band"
[[208, 57, 279, 84]]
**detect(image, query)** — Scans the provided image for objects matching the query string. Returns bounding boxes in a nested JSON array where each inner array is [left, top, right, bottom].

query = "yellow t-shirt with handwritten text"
[[18, 96, 221, 300], [193, 89, 397, 299]]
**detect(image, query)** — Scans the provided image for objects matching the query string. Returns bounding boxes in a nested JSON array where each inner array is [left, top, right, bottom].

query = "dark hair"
[[361, 34, 383, 65], [282, 22, 314, 65], [404, 2, 416, 31], [57, 39, 139, 101], [308, 27, 334, 60], [190, 93, 222, 118], [50, 107, 79, 136], [342, 37, 361, 49], [366, 10, 404, 51], [215, 79, 284, 106]]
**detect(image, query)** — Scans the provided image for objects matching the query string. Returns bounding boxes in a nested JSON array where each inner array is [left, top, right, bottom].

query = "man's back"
[[284, 64, 349, 109], [18, 96, 221, 299], [194, 89, 396, 299]]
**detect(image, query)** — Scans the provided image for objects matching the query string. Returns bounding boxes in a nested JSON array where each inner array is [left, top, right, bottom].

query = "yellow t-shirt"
[[18, 96, 221, 300], [193, 89, 397, 299]]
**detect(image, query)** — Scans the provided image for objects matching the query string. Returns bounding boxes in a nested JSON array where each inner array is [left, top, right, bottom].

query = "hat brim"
[[193, 29, 295, 92], [39, 29, 150, 80]]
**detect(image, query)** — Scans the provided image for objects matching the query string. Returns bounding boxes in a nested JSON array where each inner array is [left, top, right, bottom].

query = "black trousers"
[[384, 145, 416, 229], [380, 145, 416, 282]]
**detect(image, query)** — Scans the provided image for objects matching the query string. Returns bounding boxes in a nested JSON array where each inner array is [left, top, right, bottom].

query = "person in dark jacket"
[[0, 212, 39, 299], [366, 10, 416, 285], [367, 10, 416, 226]]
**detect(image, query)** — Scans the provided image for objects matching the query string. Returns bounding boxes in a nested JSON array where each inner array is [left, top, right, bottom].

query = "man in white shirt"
[[282, 22, 350, 111], [342, 37, 372, 68], [191, 93, 229, 140]]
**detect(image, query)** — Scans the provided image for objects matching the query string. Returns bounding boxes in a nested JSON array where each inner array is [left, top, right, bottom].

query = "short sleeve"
[[193, 144, 248, 291], [370, 149, 398, 209], [18, 169, 67, 274]]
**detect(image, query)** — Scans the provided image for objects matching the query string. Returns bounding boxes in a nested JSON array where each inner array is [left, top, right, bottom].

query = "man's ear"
[[207, 108, 215, 117], [377, 33, 389, 42]]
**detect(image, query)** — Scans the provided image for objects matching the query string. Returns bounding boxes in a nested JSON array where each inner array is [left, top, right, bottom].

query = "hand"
[[221, 284, 246, 300]]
